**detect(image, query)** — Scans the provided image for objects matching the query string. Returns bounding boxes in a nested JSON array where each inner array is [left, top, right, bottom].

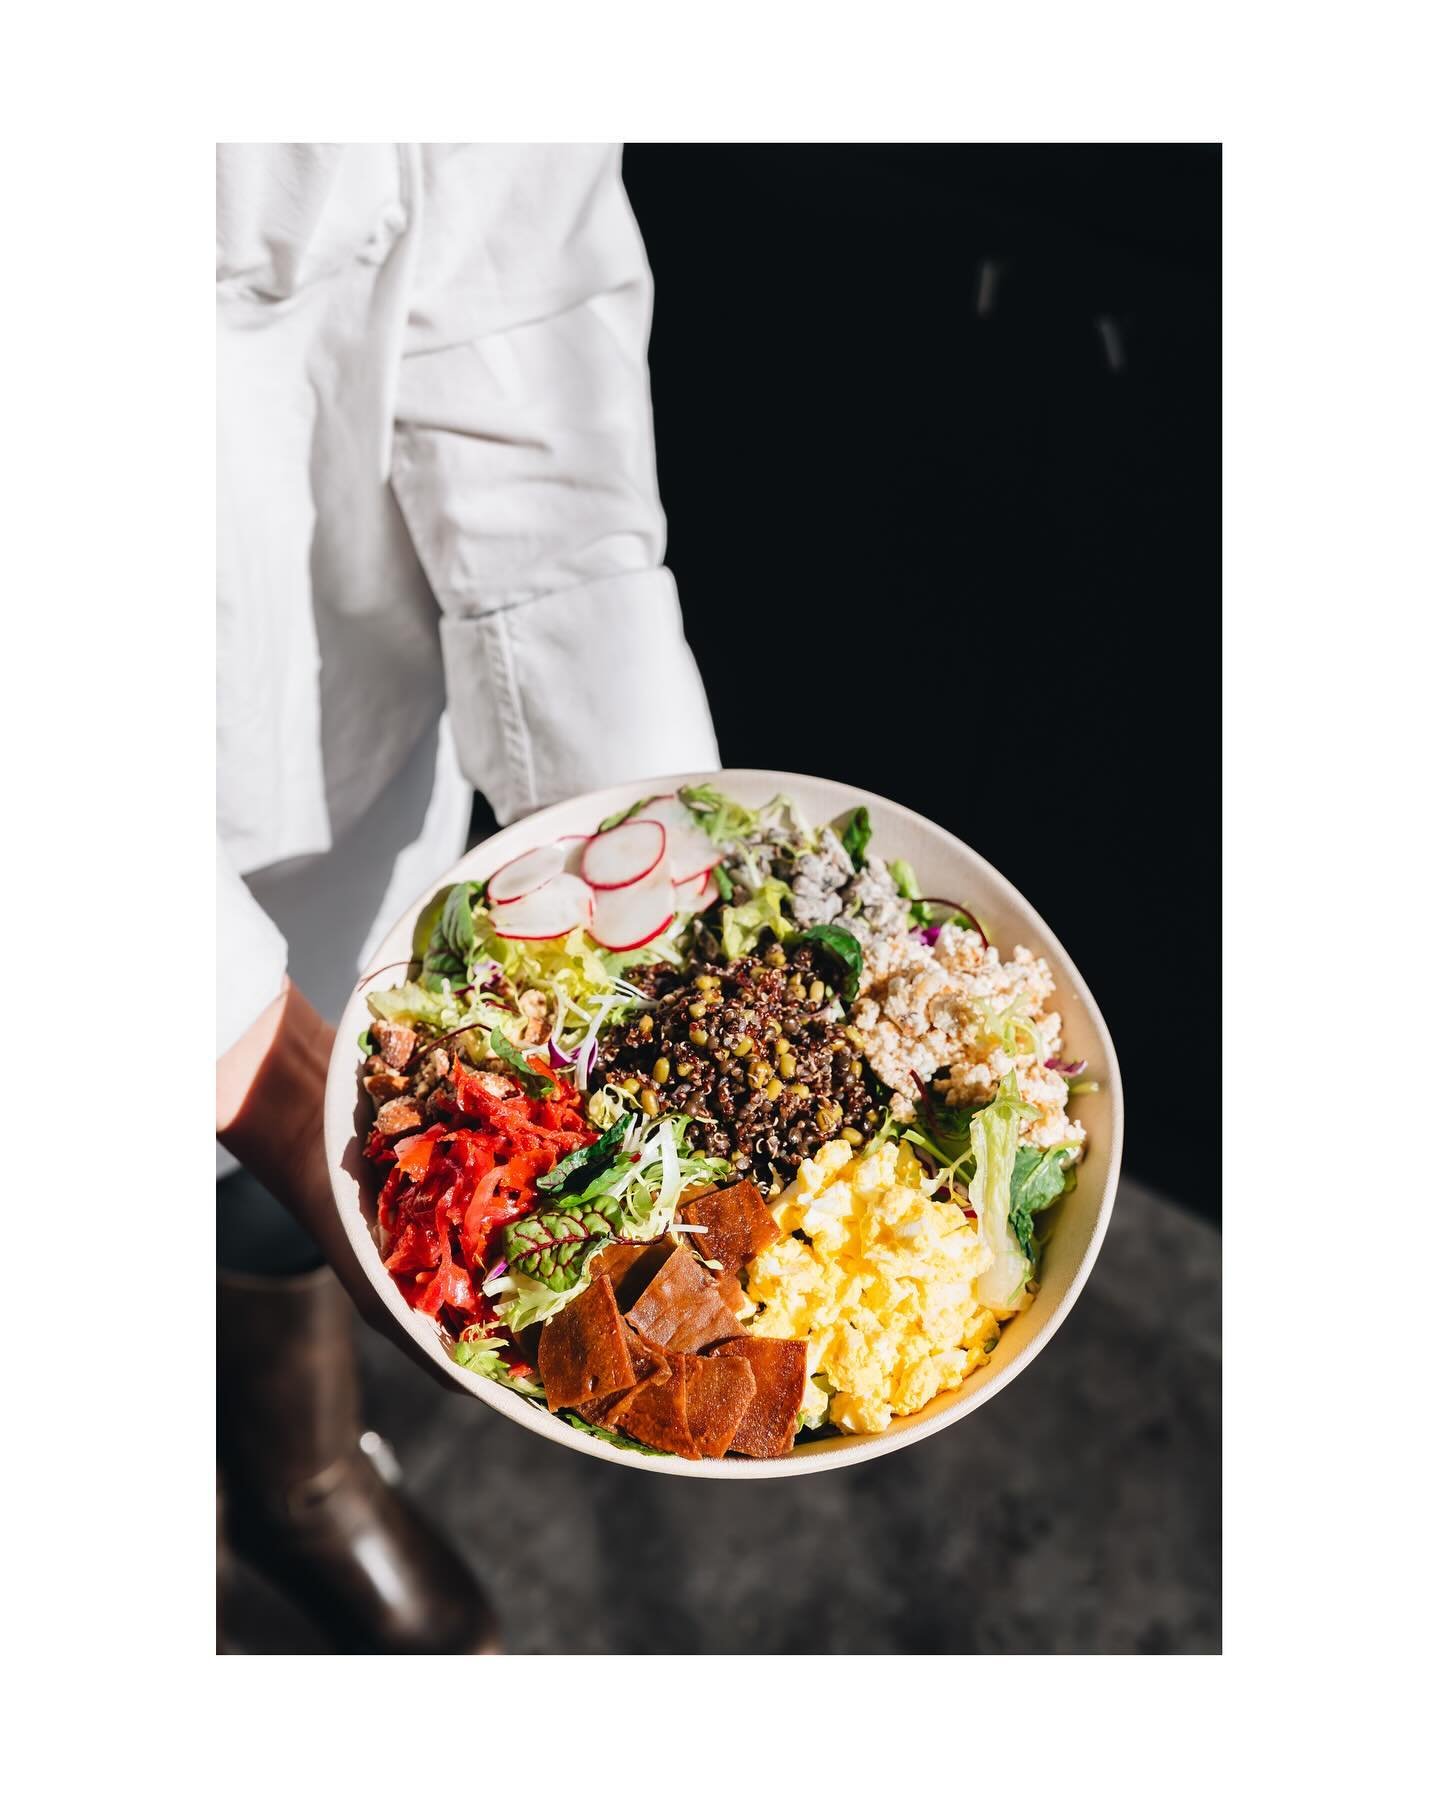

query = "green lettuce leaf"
[[1008, 1146, 1074, 1264], [971, 1071, 1041, 1310], [677, 783, 760, 845], [536, 1118, 628, 1195], [889, 858, 921, 901], [503, 1202, 623, 1292], [488, 1026, 556, 1096], [422, 882, 481, 990], [561, 1413, 674, 1457], [840, 806, 872, 870], [720, 876, 795, 960], [792, 922, 865, 1004], [902, 1087, 983, 1177], [451, 1332, 542, 1396], [367, 982, 464, 1031], [496, 1272, 581, 1334]]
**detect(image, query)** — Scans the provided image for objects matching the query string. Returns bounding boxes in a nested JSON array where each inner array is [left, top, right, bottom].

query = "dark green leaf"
[[503, 1204, 621, 1292], [904, 1086, 982, 1174], [1008, 1147, 1071, 1263], [840, 807, 872, 870], [536, 1118, 628, 1194], [418, 881, 482, 991], [792, 923, 865, 1004], [488, 1025, 556, 1096]]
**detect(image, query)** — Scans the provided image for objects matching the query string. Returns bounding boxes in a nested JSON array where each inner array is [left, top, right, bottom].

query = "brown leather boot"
[[218, 1264, 499, 1654]]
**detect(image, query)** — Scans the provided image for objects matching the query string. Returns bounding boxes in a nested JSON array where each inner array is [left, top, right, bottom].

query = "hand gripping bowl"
[[324, 770, 1123, 1479]]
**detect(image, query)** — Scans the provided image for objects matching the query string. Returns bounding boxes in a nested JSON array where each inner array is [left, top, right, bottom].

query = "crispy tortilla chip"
[[686, 1355, 757, 1458], [613, 1355, 696, 1457], [624, 1244, 739, 1354], [537, 1274, 635, 1412], [572, 1324, 671, 1425], [713, 1337, 808, 1458], [588, 1240, 672, 1312], [678, 1179, 782, 1275]]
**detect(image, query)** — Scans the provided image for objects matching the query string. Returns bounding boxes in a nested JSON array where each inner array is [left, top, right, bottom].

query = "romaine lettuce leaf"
[[367, 982, 466, 1031], [970, 1071, 1040, 1310]]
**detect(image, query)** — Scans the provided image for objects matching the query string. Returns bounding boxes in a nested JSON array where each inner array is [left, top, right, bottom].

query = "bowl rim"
[[323, 768, 1124, 1478]]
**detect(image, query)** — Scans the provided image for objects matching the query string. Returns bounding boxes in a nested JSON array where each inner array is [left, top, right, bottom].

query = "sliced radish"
[[581, 818, 666, 891], [556, 834, 589, 875], [489, 843, 566, 905], [589, 864, 677, 952], [675, 868, 719, 911], [491, 874, 594, 941], [632, 795, 721, 882]]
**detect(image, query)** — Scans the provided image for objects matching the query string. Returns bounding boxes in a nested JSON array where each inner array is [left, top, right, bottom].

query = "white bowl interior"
[[324, 770, 1123, 1478]]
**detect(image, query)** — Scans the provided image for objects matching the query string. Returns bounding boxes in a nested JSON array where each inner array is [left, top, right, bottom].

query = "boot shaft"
[[217, 1265, 361, 1496]]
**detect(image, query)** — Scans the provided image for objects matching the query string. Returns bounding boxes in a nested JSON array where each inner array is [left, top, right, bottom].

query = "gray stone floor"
[[220, 1174, 1220, 1654]]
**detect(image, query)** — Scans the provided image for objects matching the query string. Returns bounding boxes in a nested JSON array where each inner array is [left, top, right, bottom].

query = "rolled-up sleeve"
[[389, 144, 718, 823]]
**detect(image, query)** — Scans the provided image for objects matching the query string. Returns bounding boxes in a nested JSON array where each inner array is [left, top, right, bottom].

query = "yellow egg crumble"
[[741, 1137, 1011, 1436]]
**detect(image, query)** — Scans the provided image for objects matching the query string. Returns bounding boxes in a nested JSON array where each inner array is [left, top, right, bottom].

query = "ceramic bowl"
[[324, 769, 1122, 1478]]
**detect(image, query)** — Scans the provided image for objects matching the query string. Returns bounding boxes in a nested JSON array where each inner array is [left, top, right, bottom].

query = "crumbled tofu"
[[849, 924, 1085, 1152]]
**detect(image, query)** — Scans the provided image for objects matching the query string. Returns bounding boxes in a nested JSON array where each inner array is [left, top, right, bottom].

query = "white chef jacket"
[[217, 144, 718, 1057]]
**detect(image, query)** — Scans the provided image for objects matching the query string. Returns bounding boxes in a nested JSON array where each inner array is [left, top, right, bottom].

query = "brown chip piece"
[[686, 1355, 757, 1458], [714, 1337, 808, 1458], [613, 1356, 696, 1457], [589, 1240, 672, 1312], [572, 1325, 670, 1425], [624, 1245, 740, 1354], [716, 1273, 745, 1315], [537, 1275, 635, 1412], [678, 1180, 782, 1275]]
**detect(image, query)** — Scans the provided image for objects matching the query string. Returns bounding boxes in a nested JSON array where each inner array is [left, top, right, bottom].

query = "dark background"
[[623, 144, 1220, 1224]]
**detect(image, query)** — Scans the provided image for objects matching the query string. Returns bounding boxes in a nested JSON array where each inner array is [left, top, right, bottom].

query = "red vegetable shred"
[[369, 1067, 593, 1331]]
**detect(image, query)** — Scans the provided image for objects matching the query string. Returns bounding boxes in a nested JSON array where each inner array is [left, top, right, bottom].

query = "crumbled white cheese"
[[850, 924, 1086, 1151]]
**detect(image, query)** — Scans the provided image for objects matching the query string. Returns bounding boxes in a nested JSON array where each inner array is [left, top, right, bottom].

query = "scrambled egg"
[[742, 1138, 1004, 1436]]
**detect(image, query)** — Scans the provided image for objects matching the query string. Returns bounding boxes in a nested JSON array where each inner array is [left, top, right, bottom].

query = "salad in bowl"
[[326, 772, 1121, 1476]]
